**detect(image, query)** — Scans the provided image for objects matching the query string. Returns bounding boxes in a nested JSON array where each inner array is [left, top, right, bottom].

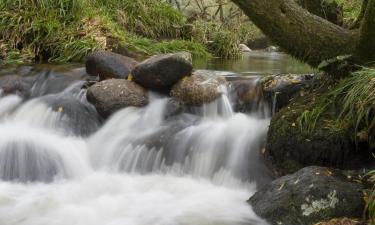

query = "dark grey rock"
[[86, 51, 138, 80], [249, 166, 365, 225], [132, 52, 193, 91]]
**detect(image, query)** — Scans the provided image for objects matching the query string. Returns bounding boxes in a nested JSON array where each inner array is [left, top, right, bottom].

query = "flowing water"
[[0, 53, 309, 225]]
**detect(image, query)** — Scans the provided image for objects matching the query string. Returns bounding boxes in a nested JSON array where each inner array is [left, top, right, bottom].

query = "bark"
[[357, 0, 375, 63], [231, 0, 359, 67]]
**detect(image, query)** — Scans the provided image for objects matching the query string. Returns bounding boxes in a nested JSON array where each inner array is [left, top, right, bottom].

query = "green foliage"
[[329, 68, 375, 143], [0, 0, 209, 63], [298, 103, 330, 134], [209, 30, 240, 59], [0, 0, 103, 63], [191, 20, 243, 59], [91, 0, 186, 39], [335, 0, 362, 22], [298, 68, 375, 147]]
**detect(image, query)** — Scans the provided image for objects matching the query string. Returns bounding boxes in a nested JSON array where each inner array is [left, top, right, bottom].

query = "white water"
[[0, 75, 270, 225]]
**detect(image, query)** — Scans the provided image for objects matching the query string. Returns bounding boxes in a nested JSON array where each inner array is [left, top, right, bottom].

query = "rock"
[[314, 218, 365, 225], [262, 74, 314, 113], [41, 95, 101, 137], [86, 79, 148, 118], [265, 46, 280, 52], [86, 51, 138, 80], [249, 166, 365, 225], [265, 86, 373, 175], [239, 44, 252, 52], [30, 68, 90, 97], [0, 75, 34, 98], [230, 78, 264, 112], [132, 52, 193, 91], [170, 71, 227, 106]]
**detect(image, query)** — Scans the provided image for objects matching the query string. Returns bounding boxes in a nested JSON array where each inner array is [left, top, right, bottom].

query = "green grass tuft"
[[298, 67, 375, 147]]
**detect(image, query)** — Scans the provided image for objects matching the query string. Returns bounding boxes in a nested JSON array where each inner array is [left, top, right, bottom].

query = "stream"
[[0, 51, 311, 225]]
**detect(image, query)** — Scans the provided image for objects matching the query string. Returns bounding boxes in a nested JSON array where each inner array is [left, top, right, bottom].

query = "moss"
[[266, 79, 372, 175]]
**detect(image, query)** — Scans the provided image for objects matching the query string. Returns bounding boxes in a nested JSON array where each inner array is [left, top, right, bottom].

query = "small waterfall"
[[0, 124, 90, 182], [89, 89, 271, 187], [0, 66, 271, 225]]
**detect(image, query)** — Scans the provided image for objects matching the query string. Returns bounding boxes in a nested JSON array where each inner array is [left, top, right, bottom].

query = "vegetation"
[[298, 68, 375, 149], [0, 0, 210, 64], [367, 170, 375, 225], [335, 0, 363, 23]]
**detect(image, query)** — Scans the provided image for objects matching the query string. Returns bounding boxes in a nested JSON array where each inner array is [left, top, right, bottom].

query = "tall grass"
[[0, 0, 211, 63], [0, 0, 102, 62], [298, 68, 375, 147], [330, 68, 375, 144], [92, 0, 186, 39]]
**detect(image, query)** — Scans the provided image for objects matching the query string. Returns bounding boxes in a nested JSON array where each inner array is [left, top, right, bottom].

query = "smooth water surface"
[[194, 51, 313, 75]]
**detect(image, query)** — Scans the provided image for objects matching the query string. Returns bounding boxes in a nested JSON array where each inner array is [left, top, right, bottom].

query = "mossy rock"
[[249, 166, 365, 225], [265, 87, 373, 175], [170, 71, 227, 106]]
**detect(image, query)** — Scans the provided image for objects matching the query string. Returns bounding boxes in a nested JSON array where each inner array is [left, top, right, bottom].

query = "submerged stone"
[[0, 75, 34, 98]]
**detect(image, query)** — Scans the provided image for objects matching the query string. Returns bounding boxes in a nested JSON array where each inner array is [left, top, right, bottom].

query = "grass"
[[0, 0, 211, 64], [329, 68, 375, 144], [298, 67, 375, 147], [335, 0, 363, 23], [91, 0, 186, 39]]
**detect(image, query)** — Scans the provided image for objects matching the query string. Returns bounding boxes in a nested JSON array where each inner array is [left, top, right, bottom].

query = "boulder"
[[86, 79, 148, 118], [314, 218, 365, 225], [30, 68, 91, 97], [132, 52, 193, 91], [249, 166, 365, 225], [86, 51, 138, 80], [0, 75, 34, 98], [170, 71, 227, 106], [239, 44, 252, 52], [265, 86, 373, 175], [230, 78, 264, 112], [262, 74, 314, 113], [41, 95, 101, 137]]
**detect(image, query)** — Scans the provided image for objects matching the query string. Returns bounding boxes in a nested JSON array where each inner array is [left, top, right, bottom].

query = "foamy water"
[[0, 71, 270, 225]]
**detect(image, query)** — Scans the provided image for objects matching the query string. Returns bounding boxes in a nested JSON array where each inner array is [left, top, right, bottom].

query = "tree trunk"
[[231, 0, 359, 67], [357, 0, 375, 63]]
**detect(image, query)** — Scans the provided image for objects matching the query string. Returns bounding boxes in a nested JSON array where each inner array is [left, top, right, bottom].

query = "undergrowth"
[[367, 169, 375, 225], [298, 68, 375, 147], [335, 0, 362, 23], [0, 0, 210, 64]]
